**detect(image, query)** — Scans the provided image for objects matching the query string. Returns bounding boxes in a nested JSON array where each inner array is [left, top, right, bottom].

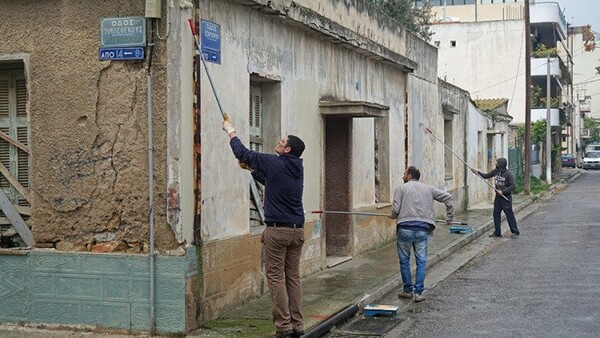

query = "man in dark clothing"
[[472, 158, 520, 239], [223, 118, 306, 338]]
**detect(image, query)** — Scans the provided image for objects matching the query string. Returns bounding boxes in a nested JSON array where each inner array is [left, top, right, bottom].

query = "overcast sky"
[[551, 0, 600, 33]]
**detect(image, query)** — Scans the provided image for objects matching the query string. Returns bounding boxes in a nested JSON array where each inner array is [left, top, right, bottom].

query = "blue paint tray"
[[449, 226, 474, 234], [363, 304, 399, 317]]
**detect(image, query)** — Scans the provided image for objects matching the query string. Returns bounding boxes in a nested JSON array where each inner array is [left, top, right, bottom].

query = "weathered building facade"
[[0, 0, 505, 334]]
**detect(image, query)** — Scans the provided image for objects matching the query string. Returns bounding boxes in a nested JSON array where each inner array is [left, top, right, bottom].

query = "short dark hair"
[[286, 135, 305, 157], [407, 166, 420, 180]]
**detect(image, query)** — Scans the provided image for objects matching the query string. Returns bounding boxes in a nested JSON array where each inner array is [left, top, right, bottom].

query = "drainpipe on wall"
[[147, 19, 157, 335], [463, 93, 469, 209]]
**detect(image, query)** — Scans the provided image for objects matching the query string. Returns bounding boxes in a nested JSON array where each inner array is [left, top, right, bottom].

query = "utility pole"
[[524, 0, 532, 195], [546, 56, 552, 184]]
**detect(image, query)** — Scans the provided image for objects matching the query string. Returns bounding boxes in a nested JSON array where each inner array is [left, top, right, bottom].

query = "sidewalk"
[[191, 169, 580, 337], [0, 170, 579, 338]]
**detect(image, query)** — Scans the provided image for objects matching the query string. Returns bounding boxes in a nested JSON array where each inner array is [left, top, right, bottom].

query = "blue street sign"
[[99, 47, 145, 61], [201, 20, 221, 64]]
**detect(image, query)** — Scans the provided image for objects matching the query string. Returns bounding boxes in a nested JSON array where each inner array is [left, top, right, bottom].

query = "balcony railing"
[[530, 2, 567, 39], [531, 57, 561, 78], [532, 108, 561, 127]]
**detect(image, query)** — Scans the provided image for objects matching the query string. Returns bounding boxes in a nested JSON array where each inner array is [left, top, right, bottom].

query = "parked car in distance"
[[561, 154, 576, 168], [582, 151, 600, 170]]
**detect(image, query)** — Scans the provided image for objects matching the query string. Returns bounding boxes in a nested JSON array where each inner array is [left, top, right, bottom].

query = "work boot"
[[291, 330, 305, 338], [414, 293, 426, 302], [510, 234, 520, 239], [398, 290, 414, 299], [488, 233, 502, 238]]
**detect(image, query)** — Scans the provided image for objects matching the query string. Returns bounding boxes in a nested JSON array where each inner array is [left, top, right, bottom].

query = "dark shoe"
[[510, 234, 519, 239], [489, 233, 502, 238], [291, 330, 305, 338], [272, 330, 293, 338], [414, 293, 426, 302]]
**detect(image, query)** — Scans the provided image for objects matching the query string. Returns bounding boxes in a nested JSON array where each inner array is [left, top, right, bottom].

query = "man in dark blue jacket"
[[223, 118, 305, 338], [472, 158, 520, 239]]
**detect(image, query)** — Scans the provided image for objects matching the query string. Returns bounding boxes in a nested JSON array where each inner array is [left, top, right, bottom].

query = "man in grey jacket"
[[389, 166, 454, 302]]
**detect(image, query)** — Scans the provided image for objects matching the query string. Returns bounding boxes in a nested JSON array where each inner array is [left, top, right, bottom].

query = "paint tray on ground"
[[449, 226, 474, 234], [363, 304, 398, 317]]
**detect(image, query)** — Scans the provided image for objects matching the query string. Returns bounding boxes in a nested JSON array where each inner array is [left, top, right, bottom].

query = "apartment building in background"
[[426, 0, 573, 174]]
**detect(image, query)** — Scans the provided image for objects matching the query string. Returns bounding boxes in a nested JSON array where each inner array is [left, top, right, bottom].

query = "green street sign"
[[101, 17, 146, 47]]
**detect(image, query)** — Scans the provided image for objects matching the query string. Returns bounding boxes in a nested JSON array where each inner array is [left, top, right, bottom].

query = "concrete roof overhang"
[[319, 101, 390, 118]]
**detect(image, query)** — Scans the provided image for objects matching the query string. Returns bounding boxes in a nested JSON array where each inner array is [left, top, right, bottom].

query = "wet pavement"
[[190, 169, 580, 337], [0, 169, 580, 338]]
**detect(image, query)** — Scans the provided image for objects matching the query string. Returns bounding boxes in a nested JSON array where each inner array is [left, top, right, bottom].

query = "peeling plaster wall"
[[466, 102, 500, 206], [0, 1, 178, 252], [439, 80, 469, 212], [352, 118, 376, 207], [296, 0, 407, 55], [199, 0, 413, 241], [406, 34, 443, 189], [195, 0, 420, 321]]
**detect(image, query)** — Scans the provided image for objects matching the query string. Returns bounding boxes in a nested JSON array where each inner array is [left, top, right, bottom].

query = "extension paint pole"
[[313, 211, 468, 225], [424, 125, 474, 170], [188, 19, 226, 120], [422, 124, 509, 201], [312, 210, 388, 217]]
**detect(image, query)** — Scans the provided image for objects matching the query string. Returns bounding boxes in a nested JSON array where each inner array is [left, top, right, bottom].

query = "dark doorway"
[[324, 117, 352, 257]]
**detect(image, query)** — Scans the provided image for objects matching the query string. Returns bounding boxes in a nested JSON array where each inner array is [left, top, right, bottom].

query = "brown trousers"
[[262, 226, 305, 332]]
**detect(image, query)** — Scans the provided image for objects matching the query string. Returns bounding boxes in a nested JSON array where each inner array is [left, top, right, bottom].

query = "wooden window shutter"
[[249, 85, 263, 152], [248, 84, 265, 226], [0, 70, 30, 207]]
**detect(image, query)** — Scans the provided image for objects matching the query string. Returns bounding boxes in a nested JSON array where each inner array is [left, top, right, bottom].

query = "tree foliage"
[[531, 119, 546, 144], [583, 25, 596, 52], [583, 117, 600, 143], [370, 0, 433, 41]]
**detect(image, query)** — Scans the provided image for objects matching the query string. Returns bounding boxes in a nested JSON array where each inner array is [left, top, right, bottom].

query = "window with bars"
[[0, 65, 30, 209]]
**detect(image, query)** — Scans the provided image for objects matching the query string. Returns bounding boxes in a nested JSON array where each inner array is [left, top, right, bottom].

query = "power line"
[[574, 77, 600, 86], [471, 48, 589, 95], [508, 29, 525, 112]]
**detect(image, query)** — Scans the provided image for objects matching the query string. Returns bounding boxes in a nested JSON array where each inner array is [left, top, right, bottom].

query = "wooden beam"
[[0, 130, 30, 154], [0, 161, 31, 203], [0, 188, 33, 246]]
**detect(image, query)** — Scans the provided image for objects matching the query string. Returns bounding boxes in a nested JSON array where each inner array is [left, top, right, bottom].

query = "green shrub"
[[514, 175, 550, 194]]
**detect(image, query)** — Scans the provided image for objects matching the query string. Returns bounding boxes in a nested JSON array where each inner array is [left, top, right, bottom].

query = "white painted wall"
[[465, 102, 506, 206], [431, 3, 524, 23], [572, 30, 600, 120], [431, 20, 527, 124]]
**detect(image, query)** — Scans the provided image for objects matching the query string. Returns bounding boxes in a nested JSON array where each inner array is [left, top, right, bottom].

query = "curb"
[[353, 170, 579, 308], [350, 195, 549, 308]]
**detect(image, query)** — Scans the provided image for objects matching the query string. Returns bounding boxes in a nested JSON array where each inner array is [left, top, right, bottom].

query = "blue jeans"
[[396, 228, 429, 295]]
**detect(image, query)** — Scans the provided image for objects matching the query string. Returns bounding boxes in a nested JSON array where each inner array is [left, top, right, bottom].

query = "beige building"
[[429, 0, 572, 177]]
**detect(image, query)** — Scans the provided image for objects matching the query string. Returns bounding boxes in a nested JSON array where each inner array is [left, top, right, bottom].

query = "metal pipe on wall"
[[147, 18, 157, 336]]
